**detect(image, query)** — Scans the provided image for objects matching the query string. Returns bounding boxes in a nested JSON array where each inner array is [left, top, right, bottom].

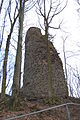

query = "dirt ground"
[[0, 95, 80, 120]]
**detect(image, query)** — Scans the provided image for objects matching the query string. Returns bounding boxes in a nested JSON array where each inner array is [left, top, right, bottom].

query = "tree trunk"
[[12, 0, 25, 108], [0, 0, 4, 13], [45, 20, 53, 99], [1, 22, 16, 98]]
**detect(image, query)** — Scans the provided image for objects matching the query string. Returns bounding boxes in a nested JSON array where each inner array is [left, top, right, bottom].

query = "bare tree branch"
[[0, 0, 4, 13], [77, 0, 80, 5], [49, 0, 68, 24]]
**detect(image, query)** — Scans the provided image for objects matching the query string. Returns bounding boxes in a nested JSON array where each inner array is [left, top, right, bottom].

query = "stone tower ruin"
[[22, 27, 68, 99]]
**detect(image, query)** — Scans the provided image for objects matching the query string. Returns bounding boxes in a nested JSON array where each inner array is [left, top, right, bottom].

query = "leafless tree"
[[0, 1, 9, 51], [12, 0, 25, 107], [76, 0, 80, 13], [61, 36, 69, 81], [12, 0, 37, 108], [0, 0, 4, 13], [68, 65, 80, 98], [36, 0, 68, 100], [1, 0, 19, 98], [77, 0, 80, 5]]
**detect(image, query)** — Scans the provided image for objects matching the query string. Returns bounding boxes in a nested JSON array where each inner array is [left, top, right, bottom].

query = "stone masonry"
[[22, 27, 68, 99]]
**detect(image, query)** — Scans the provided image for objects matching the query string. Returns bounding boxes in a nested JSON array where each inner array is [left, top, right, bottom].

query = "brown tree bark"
[[12, 0, 25, 108]]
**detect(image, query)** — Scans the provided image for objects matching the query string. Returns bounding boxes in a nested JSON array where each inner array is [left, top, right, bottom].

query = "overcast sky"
[[54, 0, 80, 68], [25, 0, 80, 70]]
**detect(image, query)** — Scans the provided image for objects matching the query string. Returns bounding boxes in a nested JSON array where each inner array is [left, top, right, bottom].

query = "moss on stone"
[[44, 96, 60, 105]]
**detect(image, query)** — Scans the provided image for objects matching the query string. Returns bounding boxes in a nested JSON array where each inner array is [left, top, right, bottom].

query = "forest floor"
[[0, 95, 80, 120]]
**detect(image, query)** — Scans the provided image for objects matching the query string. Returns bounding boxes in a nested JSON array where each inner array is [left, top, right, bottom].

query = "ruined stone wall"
[[22, 27, 68, 99]]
